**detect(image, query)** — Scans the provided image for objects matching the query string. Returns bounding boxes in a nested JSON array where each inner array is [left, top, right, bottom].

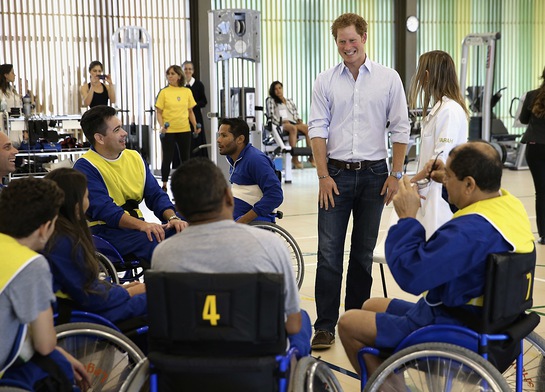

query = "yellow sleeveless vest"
[[0, 233, 40, 294], [453, 189, 534, 253], [81, 149, 147, 226]]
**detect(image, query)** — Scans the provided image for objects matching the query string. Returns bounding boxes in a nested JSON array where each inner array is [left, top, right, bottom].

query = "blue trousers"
[[288, 310, 312, 357], [314, 160, 388, 334]]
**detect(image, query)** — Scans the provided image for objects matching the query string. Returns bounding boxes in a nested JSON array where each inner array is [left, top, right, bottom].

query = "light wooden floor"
[[153, 160, 544, 392]]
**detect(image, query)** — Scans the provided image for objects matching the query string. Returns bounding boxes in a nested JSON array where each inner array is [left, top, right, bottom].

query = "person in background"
[[308, 12, 410, 350], [217, 117, 283, 224], [183, 60, 209, 158], [0, 64, 22, 112], [73, 105, 187, 264], [267, 81, 313, 169], [0, 131, 18, 189], [43, 168, 147, 327], [80, 60, 116, 108], [155, 65, 199, 192], [405, 50, 468, 237], [520, 66, 545, 245], [0, 177, 90, 390], [152, 157, 311, 356]]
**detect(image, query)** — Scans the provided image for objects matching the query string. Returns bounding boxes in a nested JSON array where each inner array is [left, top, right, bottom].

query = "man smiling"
[[74, 105, 187, 263], [0, 131, 18, 190], [308, 13, 410, 349]]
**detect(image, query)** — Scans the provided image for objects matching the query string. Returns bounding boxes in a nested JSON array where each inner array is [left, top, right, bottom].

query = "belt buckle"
[[352, 161, 362, 170]]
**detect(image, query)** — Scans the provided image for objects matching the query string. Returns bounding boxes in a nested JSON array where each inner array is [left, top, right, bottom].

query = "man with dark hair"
[[74, 105, 187, 263], [0, 131, 18, 189], [0, 177, 90, 389], [152, 157, 311, 355], [338, 141, 535, 376], [217, 117, 283, 223]]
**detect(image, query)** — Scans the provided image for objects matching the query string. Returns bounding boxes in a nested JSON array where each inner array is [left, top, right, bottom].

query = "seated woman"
[[42, 168, 147, 329], [267, 81, 314, 169]]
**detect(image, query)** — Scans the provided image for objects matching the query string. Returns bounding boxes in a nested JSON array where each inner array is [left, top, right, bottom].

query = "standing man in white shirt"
[[308, 13, 410, 349]]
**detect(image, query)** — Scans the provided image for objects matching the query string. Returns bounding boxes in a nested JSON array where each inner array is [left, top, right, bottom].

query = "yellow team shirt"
[[155, 85, 196, 133]]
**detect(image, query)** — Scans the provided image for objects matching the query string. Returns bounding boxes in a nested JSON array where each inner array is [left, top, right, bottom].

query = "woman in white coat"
[[407, 50, 469, 238]]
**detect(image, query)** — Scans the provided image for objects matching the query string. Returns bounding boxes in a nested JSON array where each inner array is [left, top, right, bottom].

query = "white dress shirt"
[[308, 58, 410, 162]]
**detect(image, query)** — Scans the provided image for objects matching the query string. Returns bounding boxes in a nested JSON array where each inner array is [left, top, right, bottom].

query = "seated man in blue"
[[73, 105, 187, 263], [337, 140, 535, 376], [0, 177, 89, 390], [152, 158, 311, 356], [217, 117, 283, 223]]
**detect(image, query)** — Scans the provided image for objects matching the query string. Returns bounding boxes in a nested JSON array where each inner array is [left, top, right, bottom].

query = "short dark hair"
[[0, 177, 64, 238], [219, 118, 250, 146], [449, 141, 502, 192], [80, 105, 118, 146], [88, 61, 103, 73], [171, 158, 228, 222]]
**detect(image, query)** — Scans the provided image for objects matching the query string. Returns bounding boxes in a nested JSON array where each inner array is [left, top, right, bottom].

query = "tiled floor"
[[153, 160, 544, 391]]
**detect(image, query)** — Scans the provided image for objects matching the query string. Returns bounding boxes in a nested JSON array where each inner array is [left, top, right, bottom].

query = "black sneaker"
[[311, 330, 335, 350], [538, 237, 545, 245]]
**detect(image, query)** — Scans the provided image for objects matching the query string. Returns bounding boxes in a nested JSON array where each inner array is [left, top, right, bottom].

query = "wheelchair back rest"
[[145, 271, 286, 357], [482, 248, 536, 333]]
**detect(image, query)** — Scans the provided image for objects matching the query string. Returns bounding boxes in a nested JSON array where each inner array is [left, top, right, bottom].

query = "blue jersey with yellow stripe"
[[74, 148, 175, 227]]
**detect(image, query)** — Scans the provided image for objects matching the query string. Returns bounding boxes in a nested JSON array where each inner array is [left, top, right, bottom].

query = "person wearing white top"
[[408, 50, 469, 238], [308, 13, 410, 349]]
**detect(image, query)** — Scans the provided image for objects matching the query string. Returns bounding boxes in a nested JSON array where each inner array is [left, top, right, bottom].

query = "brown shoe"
[[311, 330, 335, 350]]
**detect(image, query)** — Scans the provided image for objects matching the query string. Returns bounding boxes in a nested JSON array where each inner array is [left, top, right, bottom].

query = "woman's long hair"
[[269, 81, 283, 104], [0, 64, 14, 95], [531, 66, 545, 118], [45, 168, 107, 294], [408, 50, 469, 118]]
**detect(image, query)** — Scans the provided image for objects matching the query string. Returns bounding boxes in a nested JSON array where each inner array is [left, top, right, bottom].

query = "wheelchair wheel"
[[290, 356, 343, 392], [250, 221, 305, 289], [364, 342, 510, 392], [55, 322, 145, 392], [119, 358, 149, 392], [502, 331, 545, 391], [96, 252, 121, 285]]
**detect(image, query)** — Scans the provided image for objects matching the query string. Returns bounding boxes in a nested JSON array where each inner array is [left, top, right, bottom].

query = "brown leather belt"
[[327, 158, 385, 171]]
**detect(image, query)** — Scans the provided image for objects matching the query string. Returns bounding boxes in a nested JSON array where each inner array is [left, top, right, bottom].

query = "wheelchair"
[[55, 322, 145, 392], [0, 322, 144, 392], [359, 250, 543, 392], [93, 235, 147, 283], [118, 271, 342, 392], [250, 219, 305, 290]]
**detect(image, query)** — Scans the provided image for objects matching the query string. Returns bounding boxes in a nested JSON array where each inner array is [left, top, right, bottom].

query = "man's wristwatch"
[[168, 215, 181, 222], [390, 171, 403, 180]]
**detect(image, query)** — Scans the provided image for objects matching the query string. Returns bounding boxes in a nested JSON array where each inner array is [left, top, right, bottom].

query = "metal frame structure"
[[111, 27, 155, 168], [208, 9, 261, 164], [459, 32, 501, 143]]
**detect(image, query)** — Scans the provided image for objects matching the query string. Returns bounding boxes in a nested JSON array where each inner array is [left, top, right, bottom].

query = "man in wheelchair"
[[338, 140, 535, 377], [73, 105, 187, 264], [217, 117, 283, 223], [152, 157, 311, 356]]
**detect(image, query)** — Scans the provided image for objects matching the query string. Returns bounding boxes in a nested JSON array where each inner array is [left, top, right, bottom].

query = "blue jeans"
[[314, 160, 388, 334]]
